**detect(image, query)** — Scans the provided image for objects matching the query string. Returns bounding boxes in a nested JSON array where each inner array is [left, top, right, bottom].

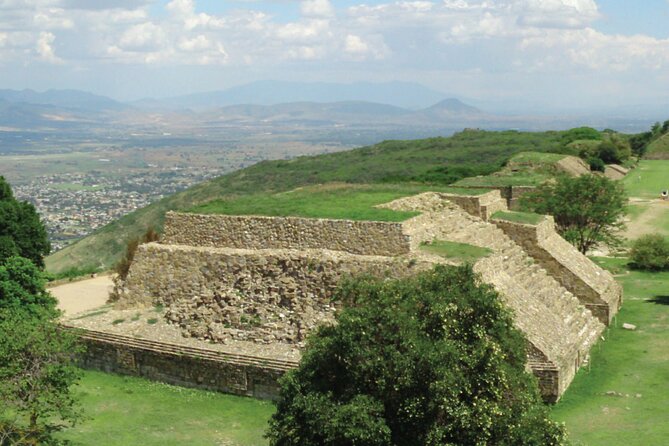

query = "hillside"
[[45, 129, 565, 274], [645, 133, 669, 159]]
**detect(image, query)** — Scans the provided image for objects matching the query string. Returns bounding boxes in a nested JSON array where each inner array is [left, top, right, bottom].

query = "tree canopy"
[[521, 174, 626, 254], [0, 176, 50, 268], [267, 265, 567, 446], [0, 311, 83, 444]]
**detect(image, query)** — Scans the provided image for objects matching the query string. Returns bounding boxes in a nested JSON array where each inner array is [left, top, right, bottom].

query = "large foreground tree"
[[521, 174, 626, 254], [267, 265, 567, 446], [0, 256, 82, 444]]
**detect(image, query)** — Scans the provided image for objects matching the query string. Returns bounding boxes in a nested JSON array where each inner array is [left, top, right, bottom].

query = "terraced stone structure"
[[115, 189, 621, 402]]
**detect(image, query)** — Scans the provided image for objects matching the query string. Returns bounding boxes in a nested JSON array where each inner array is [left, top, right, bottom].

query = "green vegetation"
[[622, 160, 669, 199], [492, 210, 544, 225], [645, 133, 669, 158], [190, 184, 427, 221], [46, 130, 568, 274], [269, 265, 566, 445], [631, 119, 669, 158], [552, 258, 669, 445], [57, 370, 274, 446], [0, 256, 57, 319], [418, 240, 492, 262], [507, 151, 568, 164], [452, 150, 580, 188], [0, 176, 50, 268], [521, 175, 627, 253], [0, 312, 83, 443], [629, 234, 669, 270]]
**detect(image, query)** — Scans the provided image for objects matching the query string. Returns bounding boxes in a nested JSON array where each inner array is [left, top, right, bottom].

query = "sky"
[[0, 0, 668, 111]]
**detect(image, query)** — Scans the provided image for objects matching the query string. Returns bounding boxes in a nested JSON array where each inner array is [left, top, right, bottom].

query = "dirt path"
[[50, 275, 113, 315], [623, 197, 669, 240]]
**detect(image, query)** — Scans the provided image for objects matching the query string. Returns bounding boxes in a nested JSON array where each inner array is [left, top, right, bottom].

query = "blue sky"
[[0, 0, 668, 112]]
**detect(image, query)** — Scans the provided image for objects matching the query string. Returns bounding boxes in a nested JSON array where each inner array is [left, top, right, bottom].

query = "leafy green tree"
[[561, 127, 602, 145], [521, 174, 626, 254], [267, 265, 567, 446], [630, 234, 669, 271], [0, 311, 83, 444], [0, 176, 50, 268], [0, 256, 57, 319]]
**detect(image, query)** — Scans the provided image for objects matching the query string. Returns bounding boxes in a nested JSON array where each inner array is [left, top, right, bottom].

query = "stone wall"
[[492, 216, 622, 324], [439, 190, 508, 221], [70, 327, 293, 400], [120, 243, 428, 345], [161, 212, 410, 256]]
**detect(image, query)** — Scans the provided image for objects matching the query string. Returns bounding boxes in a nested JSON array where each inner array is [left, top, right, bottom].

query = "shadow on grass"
[[647, 295, 669, 305]]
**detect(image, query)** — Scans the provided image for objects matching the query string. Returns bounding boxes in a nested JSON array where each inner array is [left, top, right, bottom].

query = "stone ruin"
[[116, 190, 622, 402]]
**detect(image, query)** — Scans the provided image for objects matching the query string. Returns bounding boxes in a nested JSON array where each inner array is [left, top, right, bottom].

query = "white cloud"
[[36, 31, 63, 63], [118, 22, 167, 51], [1, 0, 668, 108], [178, 34, 210, 51], [301, 0, 334, 18], [517, 0, 600, 29]]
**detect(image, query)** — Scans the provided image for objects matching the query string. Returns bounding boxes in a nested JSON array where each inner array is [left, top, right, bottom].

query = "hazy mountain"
[[152, 81, 450, 110], [0, 89, 127, 112], [423, 98, 481, 115]]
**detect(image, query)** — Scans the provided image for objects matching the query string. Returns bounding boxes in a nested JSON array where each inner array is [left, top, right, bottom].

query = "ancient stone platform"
[[92, 189, 621, 402]]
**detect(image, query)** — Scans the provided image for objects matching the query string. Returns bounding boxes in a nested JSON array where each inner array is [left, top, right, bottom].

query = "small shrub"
[[147, 318, 158, 325], [630, 234, 669, 271], [588, 157, 606, 172], [112, 318, 125, 325]]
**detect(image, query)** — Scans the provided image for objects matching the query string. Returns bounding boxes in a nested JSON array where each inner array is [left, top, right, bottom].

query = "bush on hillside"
[[630, 234, 669, 271], [267, 265, 568, 446], [588, 157, 606, 172]]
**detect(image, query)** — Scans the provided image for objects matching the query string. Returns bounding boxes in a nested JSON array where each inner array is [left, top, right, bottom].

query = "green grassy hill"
[[644, 133, 669, 159], [46, 130, 565, 274]]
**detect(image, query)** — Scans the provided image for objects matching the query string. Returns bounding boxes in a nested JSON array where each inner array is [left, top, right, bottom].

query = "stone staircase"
[[387, 193, 605, 401]]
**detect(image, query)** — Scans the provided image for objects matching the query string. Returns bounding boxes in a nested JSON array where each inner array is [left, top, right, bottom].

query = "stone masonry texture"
[[162, 212, 411, 256], [104, 191, 616, 403]]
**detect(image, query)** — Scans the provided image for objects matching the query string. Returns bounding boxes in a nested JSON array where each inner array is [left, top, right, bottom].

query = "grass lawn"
[[551, 257, 669, 445], [188, 183, 476, 222], [58, 370, 274, 446], [418, 240, 492, 262], [453, 172, 549, 187], [623, 160, 669, 199], [507, 151, 567, 164]]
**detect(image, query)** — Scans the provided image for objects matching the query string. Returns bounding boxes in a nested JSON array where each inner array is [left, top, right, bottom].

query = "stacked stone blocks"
[[110, 191, 621, 402]]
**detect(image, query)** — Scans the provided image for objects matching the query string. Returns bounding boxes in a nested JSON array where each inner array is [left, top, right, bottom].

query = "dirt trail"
[[623, 198, 669, 240], [50, 275, 113, 315]]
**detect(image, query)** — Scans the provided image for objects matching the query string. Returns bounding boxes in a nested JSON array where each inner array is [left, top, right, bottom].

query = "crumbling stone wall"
[[493, 216, 622, 324], [161, 212, 411, 256], [120, 243, 428, 345]]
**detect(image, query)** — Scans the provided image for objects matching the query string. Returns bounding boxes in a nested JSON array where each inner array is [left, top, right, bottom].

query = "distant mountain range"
[[0, 89, 126, 112], [0, 84, 484, 131], [0, 82, 660, 134], [138, 80, 452, 110]]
